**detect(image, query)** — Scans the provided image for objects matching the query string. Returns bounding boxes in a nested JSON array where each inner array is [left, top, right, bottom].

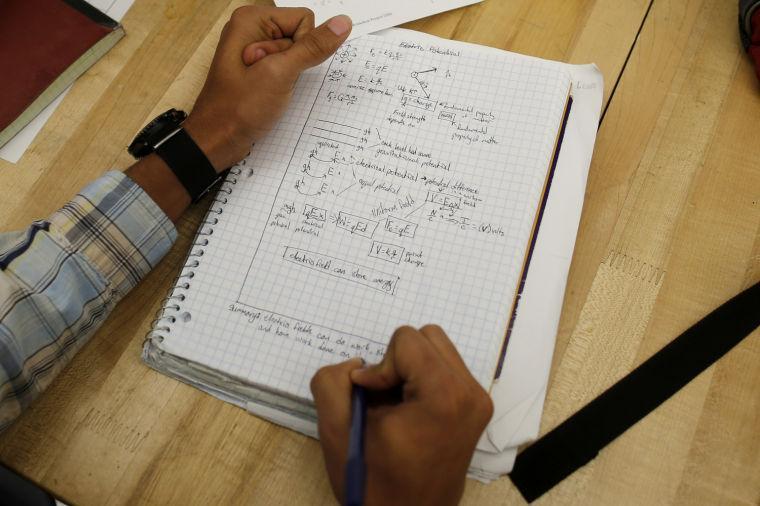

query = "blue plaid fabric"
[[0, 171, 176, 430]]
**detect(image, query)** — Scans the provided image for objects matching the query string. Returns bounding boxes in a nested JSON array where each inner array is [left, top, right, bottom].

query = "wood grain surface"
[[0, 0, 757, 504]]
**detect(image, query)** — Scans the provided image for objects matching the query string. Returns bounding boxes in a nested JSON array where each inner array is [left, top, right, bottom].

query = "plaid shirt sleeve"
[[0, 171, 176, 430]]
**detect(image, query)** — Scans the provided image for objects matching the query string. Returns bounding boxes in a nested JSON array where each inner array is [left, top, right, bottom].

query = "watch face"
[[128, 109, 187, 158]]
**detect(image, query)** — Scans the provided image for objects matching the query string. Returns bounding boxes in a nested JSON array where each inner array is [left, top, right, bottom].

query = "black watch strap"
[[155, 128, 222, 202]]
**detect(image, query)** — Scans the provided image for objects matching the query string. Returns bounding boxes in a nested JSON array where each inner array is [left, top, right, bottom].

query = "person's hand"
[[183, 6, 352, 171], [311, 325, 494, 506]]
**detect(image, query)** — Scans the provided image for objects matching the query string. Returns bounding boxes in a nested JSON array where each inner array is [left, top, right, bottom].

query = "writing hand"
[[311, 325, 493, 506], [183, 6, 352, 171]]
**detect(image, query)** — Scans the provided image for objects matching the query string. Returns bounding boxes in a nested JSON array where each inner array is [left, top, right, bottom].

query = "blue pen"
[[344, 384, 367, 506]]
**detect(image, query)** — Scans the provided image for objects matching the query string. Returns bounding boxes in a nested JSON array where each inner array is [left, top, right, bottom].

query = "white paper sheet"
[[0, 0, 135, 163], [274, 0, 482, 40]]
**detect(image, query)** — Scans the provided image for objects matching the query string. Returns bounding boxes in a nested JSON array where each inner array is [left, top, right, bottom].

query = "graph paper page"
[[158, 33, 571, 400]]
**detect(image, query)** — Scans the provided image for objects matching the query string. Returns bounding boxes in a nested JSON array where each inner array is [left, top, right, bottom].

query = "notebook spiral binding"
[[144, 166, 245, 349]]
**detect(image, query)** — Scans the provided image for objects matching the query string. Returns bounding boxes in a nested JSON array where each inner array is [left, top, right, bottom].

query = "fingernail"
[[327, 15, 352, 36], [254, 48, 266, 60]]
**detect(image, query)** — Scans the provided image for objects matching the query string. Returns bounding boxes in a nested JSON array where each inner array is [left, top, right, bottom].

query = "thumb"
[[350, 330, 406, 390], [279, 14, 352, 74], [351, 357, 401, 390]]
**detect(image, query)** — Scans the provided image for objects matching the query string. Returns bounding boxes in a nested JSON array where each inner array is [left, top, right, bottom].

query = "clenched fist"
[[184, 6, 352, 171]]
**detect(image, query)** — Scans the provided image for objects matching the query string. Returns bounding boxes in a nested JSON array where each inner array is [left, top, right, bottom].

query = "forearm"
[[125, 154, 191, 223], [0, 119, 232, 429], [0, 172, 176, 430], [0, 108, 236, 431]]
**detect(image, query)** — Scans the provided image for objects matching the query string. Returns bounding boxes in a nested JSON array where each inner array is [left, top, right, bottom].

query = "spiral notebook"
[[143, 32, 572, 428]]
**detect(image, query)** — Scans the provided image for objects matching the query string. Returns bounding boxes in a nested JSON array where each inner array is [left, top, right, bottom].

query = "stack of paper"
[[262, 1, 603, 478], [143, 20, 602, 483], [244, 28, 603, 481]]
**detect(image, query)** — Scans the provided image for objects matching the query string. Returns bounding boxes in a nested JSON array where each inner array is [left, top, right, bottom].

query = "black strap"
[[0, 464, 55, 506], [155, 128, 221, 202], [509, 280, 760, 502]]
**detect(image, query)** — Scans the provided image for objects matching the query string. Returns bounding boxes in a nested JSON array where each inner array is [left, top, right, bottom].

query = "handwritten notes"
[[163, 33, 571, 399]]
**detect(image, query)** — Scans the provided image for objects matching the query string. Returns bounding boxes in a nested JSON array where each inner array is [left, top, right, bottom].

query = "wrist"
[[183, 113, 248, 172], [125, 154, 190, 223]]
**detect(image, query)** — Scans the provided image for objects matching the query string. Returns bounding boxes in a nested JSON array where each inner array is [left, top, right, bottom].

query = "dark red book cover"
[[0, 0, 121, 133]]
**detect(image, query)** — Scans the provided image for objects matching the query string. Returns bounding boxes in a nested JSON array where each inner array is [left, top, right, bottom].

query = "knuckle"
[[419, 323, 444, 336], [391, 325, 417, 340], [458, 382, 494, 428], [229, 6, 250, 24], [391, 326, 424, 352], [299, 7, 315, 21]]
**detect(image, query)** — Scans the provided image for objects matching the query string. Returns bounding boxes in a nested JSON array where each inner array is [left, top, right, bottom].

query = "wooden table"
[[1, 0, 758, 504]]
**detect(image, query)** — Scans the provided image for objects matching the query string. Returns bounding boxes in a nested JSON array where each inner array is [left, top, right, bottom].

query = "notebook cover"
[[493, 93, 574, 379], [0, 0, 120, 134]]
